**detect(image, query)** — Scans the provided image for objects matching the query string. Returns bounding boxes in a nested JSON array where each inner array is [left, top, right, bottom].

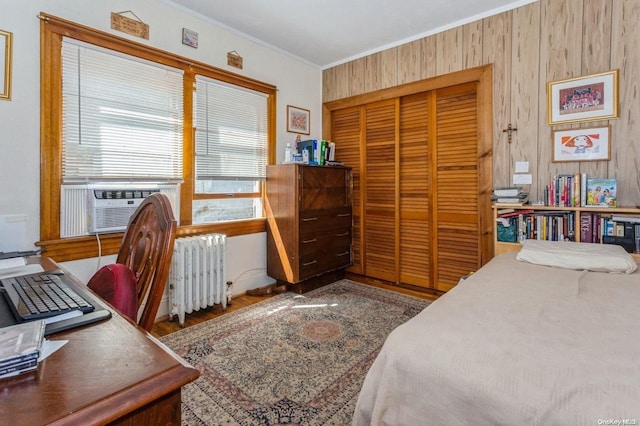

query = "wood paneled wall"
[[323, 0, 640, 207]]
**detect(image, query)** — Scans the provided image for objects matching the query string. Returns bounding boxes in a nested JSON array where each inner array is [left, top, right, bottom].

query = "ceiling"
[[164, 0, 537, 69]]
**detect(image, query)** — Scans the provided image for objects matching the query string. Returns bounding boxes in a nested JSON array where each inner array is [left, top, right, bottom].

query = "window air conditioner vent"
[[88, 188, 159, 234]]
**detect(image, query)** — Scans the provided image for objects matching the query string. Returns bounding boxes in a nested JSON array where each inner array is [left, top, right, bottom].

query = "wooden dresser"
[[266, 164, 352, 291]]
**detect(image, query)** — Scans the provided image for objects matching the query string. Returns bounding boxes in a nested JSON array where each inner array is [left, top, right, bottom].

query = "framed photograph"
[[286, 105, 310, 135], [552, 125, 610, 162], [547, 70, 618, 125], [0, 29, 12, 100], [182, 28, 198, 48]]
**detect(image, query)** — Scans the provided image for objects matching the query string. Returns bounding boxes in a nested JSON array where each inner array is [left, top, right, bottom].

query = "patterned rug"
[[160, 279, 431, 425]]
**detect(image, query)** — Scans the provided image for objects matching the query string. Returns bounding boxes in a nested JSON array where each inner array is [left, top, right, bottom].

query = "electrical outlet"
[[5, 214, 28, 223]]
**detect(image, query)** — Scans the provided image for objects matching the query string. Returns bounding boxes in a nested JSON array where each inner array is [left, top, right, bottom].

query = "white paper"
[[0, 257, 26, 270], [38, 339, 68, 362], [514, 161, 529, 173], [0, 263, 44, 279], [513, 173, 532, 184]]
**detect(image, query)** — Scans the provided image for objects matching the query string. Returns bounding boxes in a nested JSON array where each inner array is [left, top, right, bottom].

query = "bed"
[[353, 241, 640, 425]]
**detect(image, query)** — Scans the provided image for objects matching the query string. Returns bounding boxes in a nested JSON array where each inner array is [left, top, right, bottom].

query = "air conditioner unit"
[[88, 187, 160, 234], [61, 183, 180, 237]]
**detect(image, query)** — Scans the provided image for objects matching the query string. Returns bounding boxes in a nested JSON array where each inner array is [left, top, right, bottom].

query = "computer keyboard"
[[1, 273, 95, 322]]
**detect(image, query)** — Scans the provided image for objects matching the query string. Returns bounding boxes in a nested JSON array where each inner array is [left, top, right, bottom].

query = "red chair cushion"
[[87, 264, 138, 322]]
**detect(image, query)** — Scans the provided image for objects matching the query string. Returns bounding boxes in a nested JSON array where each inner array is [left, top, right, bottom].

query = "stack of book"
[[492, 186, 529, 205], [545, 173, 583, 207], [544, 173, 618, 208], [0, 320, 45, 379]]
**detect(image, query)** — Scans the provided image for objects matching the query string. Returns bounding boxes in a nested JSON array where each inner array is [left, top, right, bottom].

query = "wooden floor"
[[151, 279, 439, 338], [151, 293, 268, 338]]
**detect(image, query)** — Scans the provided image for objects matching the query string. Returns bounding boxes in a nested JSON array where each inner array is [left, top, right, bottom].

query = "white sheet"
[[353, 253, 640, 426]]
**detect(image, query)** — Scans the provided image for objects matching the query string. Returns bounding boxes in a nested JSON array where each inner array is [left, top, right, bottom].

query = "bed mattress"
[[353, 253, 640, 425]]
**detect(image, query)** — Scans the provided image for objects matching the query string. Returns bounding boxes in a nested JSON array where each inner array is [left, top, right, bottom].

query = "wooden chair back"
[[116, 192, 177, 332]]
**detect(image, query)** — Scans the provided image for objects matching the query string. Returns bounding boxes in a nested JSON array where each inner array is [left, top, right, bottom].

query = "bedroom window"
[[61, 39, 184, 182], [39, 13, 276, 261], [192, 76, 267, 223]]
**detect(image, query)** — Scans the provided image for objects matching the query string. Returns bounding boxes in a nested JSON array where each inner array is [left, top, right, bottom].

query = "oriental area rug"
[[160, 279, 431, 426]]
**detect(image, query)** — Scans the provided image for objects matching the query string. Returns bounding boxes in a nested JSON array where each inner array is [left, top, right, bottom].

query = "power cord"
[[95, 233, 102, 271]]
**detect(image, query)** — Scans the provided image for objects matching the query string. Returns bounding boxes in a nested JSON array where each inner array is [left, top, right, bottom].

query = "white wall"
[[0, 1, 321, 305]]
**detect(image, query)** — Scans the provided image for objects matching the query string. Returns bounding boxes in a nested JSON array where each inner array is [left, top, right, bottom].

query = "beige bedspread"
[[353, 253, 640, 425]]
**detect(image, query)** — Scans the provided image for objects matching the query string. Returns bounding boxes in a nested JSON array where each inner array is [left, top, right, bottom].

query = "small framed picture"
[[286, 105, 310, 135], [182, 28, 198, 48], [547, 70, 618, 125], [552, 125, 611, 162], [0, 29, 12, 100]]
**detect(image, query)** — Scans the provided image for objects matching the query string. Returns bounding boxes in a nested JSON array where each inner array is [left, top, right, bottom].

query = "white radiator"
[[168, 234, 227, 326]]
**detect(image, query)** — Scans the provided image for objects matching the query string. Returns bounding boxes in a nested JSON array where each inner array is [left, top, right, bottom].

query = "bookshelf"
[[493, 205, 640, 262]]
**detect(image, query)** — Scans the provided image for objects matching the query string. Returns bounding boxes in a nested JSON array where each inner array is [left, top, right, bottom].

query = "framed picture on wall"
[[547, 70, 618, 125], [0, 29, 12, 100], [182, 28, 198, 48], [552, 125, 611, 162], [286, 105, 310, 135]]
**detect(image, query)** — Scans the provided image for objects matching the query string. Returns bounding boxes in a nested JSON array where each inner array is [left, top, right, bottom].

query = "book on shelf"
[[580, 172, 587, 206], [493, 193, 529, 206], [494, 201, 529, 207], [610, 214, 640, 223], [0, 319, 45, 379], [586, 178, 617, 207], [492, 189, 528, 205], [497, 209, 535, 218], [546, 173, 582, 207], [599, 215, 640, 253], [493, 186, 523, 197]]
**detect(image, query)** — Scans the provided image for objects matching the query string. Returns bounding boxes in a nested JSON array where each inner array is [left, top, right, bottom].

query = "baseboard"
[[345, 272, 442, 300]]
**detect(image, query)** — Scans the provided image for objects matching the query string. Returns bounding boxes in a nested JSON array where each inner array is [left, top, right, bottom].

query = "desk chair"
[[88, 193, 177, 332]]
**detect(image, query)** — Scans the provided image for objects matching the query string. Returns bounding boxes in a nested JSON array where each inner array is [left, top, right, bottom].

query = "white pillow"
[[516, 239, 638, 274]]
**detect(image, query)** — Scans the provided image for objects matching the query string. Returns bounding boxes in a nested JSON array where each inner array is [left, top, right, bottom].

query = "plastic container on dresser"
[[493, 205, 640, 262]]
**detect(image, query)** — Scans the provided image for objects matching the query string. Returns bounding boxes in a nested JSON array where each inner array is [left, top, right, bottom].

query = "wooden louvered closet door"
[[399, 93, 431, 289], [363, 100, 397, 282], [331, 107, 363, 274], [433, 83, 479, 291], [329, 79, 483, 293]]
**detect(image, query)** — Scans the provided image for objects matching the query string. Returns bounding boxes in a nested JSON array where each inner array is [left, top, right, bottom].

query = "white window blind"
[[61, 38, 183, 182], [194, 76, 268, 182]]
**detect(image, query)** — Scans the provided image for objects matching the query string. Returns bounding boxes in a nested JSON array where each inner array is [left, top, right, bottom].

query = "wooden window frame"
[[38, 13, 276, 261]]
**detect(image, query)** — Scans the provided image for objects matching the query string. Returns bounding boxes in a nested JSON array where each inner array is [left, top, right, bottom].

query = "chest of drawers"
[[266, 164, 352, 284]]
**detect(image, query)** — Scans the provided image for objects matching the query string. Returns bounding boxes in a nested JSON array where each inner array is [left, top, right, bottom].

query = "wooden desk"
[[0, 257, 199, 425]]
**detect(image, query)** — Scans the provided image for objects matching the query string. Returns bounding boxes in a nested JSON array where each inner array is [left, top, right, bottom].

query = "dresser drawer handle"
[[335, 232, 349, 237], [302, 260, 318, 266], [302, 238, 318, 244], [336, 213, 351, 217], [302, 217, 318, 222], [336, 251, 350, 257]]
